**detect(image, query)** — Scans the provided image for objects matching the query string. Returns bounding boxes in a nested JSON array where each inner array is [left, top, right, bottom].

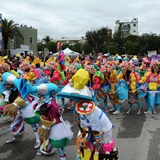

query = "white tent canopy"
[[53, 47, 79, 56]]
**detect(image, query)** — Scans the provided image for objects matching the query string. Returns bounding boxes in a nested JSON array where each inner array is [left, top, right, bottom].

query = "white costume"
[[80, 106, 112, 143]]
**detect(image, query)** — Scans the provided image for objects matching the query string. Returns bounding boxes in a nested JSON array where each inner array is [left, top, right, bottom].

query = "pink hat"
[[20, 62, 31, 71], [0, 63, 10, 73], [85, 65, 96, 74], [66, 65, 77, 74], [150, 60, 160, 69], [47, 62, 59, 70]]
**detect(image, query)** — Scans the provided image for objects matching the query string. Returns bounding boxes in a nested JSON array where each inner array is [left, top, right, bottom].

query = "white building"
[[115, 18, 138, 38], [53, 36, 86, 45]]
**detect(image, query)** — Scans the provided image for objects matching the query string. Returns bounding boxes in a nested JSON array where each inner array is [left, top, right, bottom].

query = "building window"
[[133, 30, 136, 32], [30, 37, 33, 44], [133, 24, 136, 27]]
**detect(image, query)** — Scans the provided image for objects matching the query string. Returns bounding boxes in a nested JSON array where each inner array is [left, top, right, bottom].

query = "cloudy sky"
[[1, 0, 160, 40]]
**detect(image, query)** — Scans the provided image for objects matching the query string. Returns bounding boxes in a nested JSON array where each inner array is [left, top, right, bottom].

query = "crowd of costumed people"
[[0, 43, 159, 160]]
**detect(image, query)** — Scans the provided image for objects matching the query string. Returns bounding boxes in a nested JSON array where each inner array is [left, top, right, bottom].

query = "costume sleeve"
[[60, 78, 69, 85], [84, 61, 89, 65], [130, 82, 137, 93], [158, 74, 160, 87], [130, 72, 138, 93], [58, 52, 64, 63], [80, 109, 102, 132], [139, 72, 151, 83], [51, 71, 61, 82], [117, 73, 123, 80], [92, 76, 101, 90], [43, 69, 51, 76]]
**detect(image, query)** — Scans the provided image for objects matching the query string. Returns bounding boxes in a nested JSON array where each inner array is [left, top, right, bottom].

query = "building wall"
[[54, 29, 112, 45], [14, 25, 37, 54], [54, 36, 86, 45], [115, 18, 138, 38]]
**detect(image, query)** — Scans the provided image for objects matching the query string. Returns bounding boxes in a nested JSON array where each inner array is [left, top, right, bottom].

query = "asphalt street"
[[0, 98, 160, 160]]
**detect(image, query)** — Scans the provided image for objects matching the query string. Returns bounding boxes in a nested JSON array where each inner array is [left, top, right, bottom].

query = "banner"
[[0, 14, 2, 49]]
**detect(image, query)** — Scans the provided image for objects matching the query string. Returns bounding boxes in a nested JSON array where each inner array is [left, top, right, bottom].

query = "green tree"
[[125, 35, 139, 43], [107, 44, 118, 55], [124, 40, 139, 55], [124, 35, 140, 55], [146, 33, 160, 51], [85, 27, 110, 58], [2, 18, 23, 50], [42, 35, 52, 44], [62, 43, 69, 50], [70, 43, 82, 53], [138, 33, 160, 54], [112, 28, 125, 54], [37, 42, 44, 51], [46, 41, 57, 53], [81, 42, 91, 55]]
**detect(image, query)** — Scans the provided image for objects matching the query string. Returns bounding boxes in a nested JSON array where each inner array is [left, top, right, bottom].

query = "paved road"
[[0, 98, 160, 160]]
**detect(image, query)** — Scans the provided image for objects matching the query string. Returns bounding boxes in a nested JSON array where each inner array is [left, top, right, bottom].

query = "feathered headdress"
[[24, 56, 30, 63], [47, 62, 59, 70], [32, 56, 43, 67], [20, 62, 31, 71], [150, 60, 160, 68], [66, 65, 77, 74], [0, 56, 4, 64], [0, 63, 11, 73], [109, 70, 118, 83], [123, 62, 134, 71], [85, 65, 96, 75], [23, 71, 37, 81]]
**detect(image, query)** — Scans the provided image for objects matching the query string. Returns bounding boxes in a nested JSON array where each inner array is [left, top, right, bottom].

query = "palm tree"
[[2, 18, 23, 50], [42, 35, 52, 44]]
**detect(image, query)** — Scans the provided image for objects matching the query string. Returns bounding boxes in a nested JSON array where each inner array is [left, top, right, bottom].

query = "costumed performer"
[[100, 65, 111, 113], [57, 41, 65, 71], [118, 62, 143, 114], [2, 72, 41, 149], [139, 61, 160, 114], [58, 69, 119, 160], [47, 62, 62, 85], [34, 83, 73, 160], [90, 70, 109, 113], [108, 70, 123, 115], [19, 62, 37, 85], [84, 65, 96, 88], [0, 62, 11, 81], [59, 65, 77, 109]]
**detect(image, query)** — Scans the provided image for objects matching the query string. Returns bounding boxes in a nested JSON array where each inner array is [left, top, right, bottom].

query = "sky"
[[1, 0, 160, 40]]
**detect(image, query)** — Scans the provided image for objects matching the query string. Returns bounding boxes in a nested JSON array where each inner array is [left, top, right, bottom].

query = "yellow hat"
[[32, 56, 43, 67], [16, 53, 20, 57], [24, 56, 30, 63], [3, 55, 8, 60], [40, 115, 56, 127], [0, 56, 4, 63], [23, 71, 37, 81], [58, 68, 93, 101], [75, 56, 80, 62], [72, 69, 90, 90], [13, 96, 26, 108], [109, 70, 118, 83]]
